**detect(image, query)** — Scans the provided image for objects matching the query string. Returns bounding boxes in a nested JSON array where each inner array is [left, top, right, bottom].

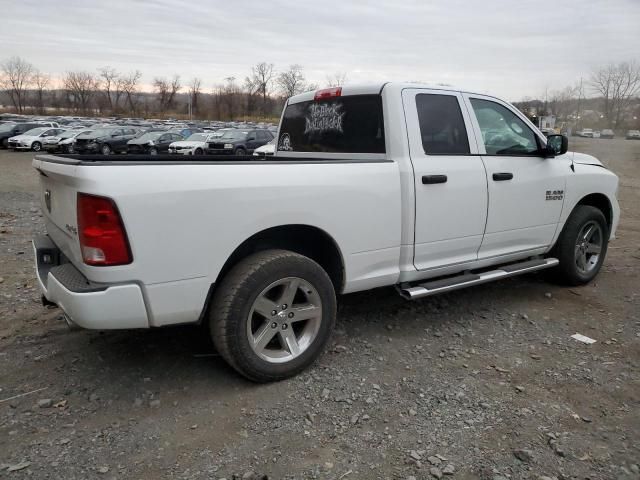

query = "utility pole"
[[576, 77, 583, 130]]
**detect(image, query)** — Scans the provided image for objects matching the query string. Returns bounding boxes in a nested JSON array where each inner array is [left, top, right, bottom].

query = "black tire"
[[32, 141, 42, 152], [1, 138, 8, 148], [209, 249, 336, 382], [66, 144, 75, 154], [150, 147, 158, 155], [101, 144, 111, 155], [549, 205, 609, 285], [194, 148, 203, 155], [234, 147, 246, 156]]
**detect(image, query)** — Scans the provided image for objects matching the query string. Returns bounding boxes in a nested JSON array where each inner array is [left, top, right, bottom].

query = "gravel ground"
[[0, 140, 639, 480]]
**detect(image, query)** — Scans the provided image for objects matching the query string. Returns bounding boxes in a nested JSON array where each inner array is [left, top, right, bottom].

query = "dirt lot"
[[0, 140, 639, 480]]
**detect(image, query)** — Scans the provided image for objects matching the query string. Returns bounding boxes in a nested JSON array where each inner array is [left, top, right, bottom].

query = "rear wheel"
[[150, 147, 158, 155], [1, 138, 8, 148], [31, 141, 42, 152], [234, 147, 246, 156], [209, 250, 336, 382], [550, 205, 608, 285], [101, 144, 112, 155]]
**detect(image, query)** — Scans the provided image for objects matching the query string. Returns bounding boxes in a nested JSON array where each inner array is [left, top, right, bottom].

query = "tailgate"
[[32, 155, 84, 267]]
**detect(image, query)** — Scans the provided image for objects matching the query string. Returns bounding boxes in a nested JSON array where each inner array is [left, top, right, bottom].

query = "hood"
[[571, 151, 604, 168], [254, 143, 276, 153], [169, 140, 205, 148], [9, 134, 37, 141]]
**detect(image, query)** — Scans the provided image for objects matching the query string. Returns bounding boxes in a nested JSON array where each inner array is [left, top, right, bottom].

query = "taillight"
[[314, 87, 342, 101], [77, 193, 132, 266]]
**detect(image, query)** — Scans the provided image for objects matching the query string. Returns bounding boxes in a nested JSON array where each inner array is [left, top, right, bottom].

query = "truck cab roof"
[[287, 82, 489, 105]]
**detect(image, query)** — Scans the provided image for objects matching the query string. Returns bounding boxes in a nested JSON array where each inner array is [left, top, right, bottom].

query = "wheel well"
[[576, 193, 612, 230], [216, 225, 345, 294]]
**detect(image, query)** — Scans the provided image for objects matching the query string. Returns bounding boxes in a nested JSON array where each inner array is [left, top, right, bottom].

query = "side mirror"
[[545, 134, 568, 157]]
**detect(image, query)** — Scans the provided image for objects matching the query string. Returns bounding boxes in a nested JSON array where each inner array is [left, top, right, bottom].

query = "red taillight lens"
[[77, 193, 132, 266], [314, 87, 342, 101]]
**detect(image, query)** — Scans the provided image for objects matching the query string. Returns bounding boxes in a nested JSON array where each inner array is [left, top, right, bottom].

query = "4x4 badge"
[[44, 189, 51, 213]]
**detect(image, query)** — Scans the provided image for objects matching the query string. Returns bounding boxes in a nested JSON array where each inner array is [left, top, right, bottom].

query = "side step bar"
[[399, 258, 559, 300]]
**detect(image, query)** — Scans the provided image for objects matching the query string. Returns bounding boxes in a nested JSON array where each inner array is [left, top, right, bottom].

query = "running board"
[[399, 258, 559, 300]]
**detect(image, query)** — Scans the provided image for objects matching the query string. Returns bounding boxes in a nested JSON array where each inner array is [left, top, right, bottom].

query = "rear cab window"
[[277, 94, 385, 155]]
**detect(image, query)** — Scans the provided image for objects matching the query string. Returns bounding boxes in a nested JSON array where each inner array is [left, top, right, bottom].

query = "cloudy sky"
[[2, 0, 639, 100]]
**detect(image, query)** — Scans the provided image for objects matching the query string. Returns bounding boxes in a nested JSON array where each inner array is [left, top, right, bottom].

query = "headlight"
[[148, 141, 155, 146], [224, 143, 233, 149]]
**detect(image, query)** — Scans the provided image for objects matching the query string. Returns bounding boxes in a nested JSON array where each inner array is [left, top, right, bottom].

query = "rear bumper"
[[33, 235, 149, 329]]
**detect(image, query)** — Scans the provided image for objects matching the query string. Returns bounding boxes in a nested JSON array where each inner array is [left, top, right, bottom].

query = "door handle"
[[422, 175, 448, 184], [492, 172, 513, 181]]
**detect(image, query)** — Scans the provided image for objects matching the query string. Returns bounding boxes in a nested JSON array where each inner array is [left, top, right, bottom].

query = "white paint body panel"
[[32, 82, 620, 329]]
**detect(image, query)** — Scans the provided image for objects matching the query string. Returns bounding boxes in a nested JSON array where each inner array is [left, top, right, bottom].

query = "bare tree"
[[121, 70, 141, 114], [246, 62, 275, 116], [325, 72, 347, 87], [98, 66, 119, 113], [0, 56, 34, 112], [276, 64, 308, 98], [188, 77, 202, 115], [32, 71, 51, 114], [153, 74, 181, 113], [153, 77, 170, 113], [223, 76, 238, 119], [63, 71, 100, 113], [590, 62, 640, 128]]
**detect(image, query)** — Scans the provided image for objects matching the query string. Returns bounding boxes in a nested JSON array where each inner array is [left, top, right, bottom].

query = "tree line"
[[514, 61, 640, 130], [0, 56, 348, 120]]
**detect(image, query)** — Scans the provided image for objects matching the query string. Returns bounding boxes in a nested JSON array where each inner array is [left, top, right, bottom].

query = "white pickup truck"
[[32, 83, 620, 381]]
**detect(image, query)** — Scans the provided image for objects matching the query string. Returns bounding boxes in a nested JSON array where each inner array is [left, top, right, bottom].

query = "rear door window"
[[278, 94, 385, 154], [416, 94, 470, 154]]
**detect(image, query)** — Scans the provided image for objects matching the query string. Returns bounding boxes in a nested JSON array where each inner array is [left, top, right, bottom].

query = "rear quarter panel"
[[42, 160, 402, 325]]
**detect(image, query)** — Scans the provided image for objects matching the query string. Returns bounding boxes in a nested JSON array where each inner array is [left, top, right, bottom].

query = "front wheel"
[[550, 205, 609, 285], [150, 147, 158, 155], [209, 250, 336, 382], [194, 148, 203, 155], [31, 141, 42, 152], [101, 144, 112, 155], [234, 147, 246, 156], [66, 144, 75, 154]]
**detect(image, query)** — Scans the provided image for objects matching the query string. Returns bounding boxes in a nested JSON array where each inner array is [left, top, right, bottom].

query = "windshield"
[[22, 127, 48, 136], [219, 130, 248, 141], [186, 133, 208, 141], [0, 123, 17, 133], [59, 130, 80, 139], [135, 132, 163, 141]]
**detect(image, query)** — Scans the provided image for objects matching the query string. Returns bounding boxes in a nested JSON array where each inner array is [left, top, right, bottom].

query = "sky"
[[1, 0, 639, 101]]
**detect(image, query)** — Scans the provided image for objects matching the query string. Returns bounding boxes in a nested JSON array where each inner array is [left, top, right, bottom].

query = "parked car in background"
[[127, 131, 184, 154], [0, 122, 48, 148], [578, 128, 594, 138], [600, 129, 615, 139], [168, 132, 218, 155], [8, 127, 66, 151], [206, 129, 273, 155], [252, 137, 276, 156], [74, 127, 141, 154], [43, 129, 93, 153], [626, 130, 640, 140]]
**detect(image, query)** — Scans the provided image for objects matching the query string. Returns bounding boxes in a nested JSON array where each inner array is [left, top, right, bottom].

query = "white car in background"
[[43, 129, 93, 153], [8, 127, 65, 151], [168, 131, 232, 155], [252, 137, 276, 156]]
